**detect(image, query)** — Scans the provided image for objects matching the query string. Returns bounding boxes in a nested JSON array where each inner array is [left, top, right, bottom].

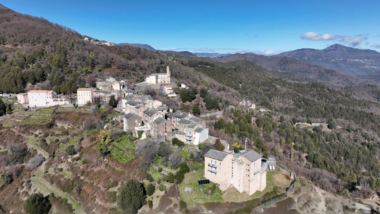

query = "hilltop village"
[[8, 65, 279, 200]]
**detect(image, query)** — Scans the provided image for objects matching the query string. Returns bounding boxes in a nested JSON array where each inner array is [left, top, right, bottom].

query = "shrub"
[[24, 193, 51, 214], [175, 163, 190, 184], [159, 184, 166, 191], [146, 173, 154, 182], [118, 179, 146, 214], [148, 200, 153, 209], [65, 145, 76, 155], [146, 184, 155, 196], [158, 167, 162, 172], [172, 138, 185, 147], [166, 172, 175, 183], [213, 139, 225, 151], [180, 200, 187, 211]]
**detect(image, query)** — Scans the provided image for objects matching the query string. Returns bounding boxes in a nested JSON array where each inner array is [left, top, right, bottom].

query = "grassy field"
[[108, 135, 135, 163], [20, 108, 54, 126], [178, 168, 224, 204]]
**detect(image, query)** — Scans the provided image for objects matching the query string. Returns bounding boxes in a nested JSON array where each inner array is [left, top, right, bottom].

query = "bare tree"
[[7, 143, 26, 164], [136, 140, 159, 170], [27, 155, 46, 169], [169, 153, 182, 169]]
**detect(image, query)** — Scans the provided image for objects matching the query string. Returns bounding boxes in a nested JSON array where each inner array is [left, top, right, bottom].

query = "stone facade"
[[77, 88, 95, 106]]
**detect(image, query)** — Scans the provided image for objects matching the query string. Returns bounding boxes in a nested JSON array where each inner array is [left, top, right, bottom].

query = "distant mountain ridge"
[[213, 52, 367, 88], [193, 53, 232, 57], [277, 44, 380, 77]]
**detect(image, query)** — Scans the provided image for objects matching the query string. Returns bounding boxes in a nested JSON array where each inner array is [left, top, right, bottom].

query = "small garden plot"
[[179, 150, 191, 159], [178, 168, 223, 204], [108, 135, 135, 163], [21, 108, 54, 126]]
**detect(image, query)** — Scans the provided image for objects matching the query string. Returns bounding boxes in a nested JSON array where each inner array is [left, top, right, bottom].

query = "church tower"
[[166, 66, 170, 77]]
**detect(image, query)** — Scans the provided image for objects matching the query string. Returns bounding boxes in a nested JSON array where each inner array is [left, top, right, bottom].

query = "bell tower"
[[166, 66, 170, 77]]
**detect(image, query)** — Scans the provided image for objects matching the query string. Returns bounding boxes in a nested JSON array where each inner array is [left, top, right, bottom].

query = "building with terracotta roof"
[[27, 90, 69, 107]]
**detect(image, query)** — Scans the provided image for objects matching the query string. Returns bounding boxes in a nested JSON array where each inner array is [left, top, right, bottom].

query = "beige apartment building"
[[77, 88, 96, 106], [204, 149, 266, 196]]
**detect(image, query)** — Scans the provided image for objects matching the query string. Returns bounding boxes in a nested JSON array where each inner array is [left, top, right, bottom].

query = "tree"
[[146, 184, 155, 196], [166, 172, 175, 183], [0, 98, 5, 116], [118, 179, 146, 214], [108, 95, 117, 108], [169, 153, 182, 169], [24, 193, 51, 214], [172, 138, 185, 147], [327, 118, 336, 129], [192, 103, 200, 115], [213, 139, 225, 151]]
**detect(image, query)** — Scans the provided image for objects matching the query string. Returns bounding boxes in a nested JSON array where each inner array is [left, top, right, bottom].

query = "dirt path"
[[313, 186, 326, 214]]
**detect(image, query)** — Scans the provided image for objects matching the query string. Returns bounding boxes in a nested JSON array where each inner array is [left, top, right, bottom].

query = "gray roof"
[[241, 150, 262, 163], [205, 149, 228, 161], [172, 111, 189, 119], [153, 117, 165, 124], [124, 113, 138, 119], [188, 123, 197, 128], [189, 117, 201, 123], [179, 119, 192, 125], [194, 127, 203, 133], [156, 106, 169, 111], [144, 108, 158, 117], [128, 100, 141, 106]]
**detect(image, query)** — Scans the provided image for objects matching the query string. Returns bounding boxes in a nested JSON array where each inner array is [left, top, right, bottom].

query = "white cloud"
[[301, 31, 367, 46]]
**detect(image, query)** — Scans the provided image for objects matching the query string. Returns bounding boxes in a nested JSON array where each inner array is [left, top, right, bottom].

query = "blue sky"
[[2, 0, 380, 54]]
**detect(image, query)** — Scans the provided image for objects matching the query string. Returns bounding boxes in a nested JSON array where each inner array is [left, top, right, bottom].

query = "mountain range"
[[277, 44, 380, 77]]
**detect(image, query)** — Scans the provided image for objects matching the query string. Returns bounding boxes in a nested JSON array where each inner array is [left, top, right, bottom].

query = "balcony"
[[208, 163, 217, 168], [208, 168, 217, 173]]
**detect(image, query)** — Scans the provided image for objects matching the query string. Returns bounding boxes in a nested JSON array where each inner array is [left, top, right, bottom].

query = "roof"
[[156, 106, 169, 111], [172, 111, 189, 119], [241, 150, 262, 163], [128, 100, 141, 107], [28, 90, 53, 94], [77, 88, 95, 91], [189, 117, 201, 123], [194, 127, 203, 133], [205, 149, 228, 161], [153, 117, 165, 124], [124, 113, 138, 119], [144, 108, 158, 117], [188, 123, 197, 128], [165, 85, 172, 88], [179, 119, 192, 125]]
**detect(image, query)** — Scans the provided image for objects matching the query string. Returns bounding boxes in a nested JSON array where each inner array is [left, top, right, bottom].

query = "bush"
[[180, 200, 187, 211], [146, 184, 155, 196], [65, 145, 76, 155], [213, 139, 225, 151], [158, 167, 163, 172], [148, 200, 153, 209], [166, 172, 175, 183], [24, 193, 51, 214], [146, 173, 154, 182], [175, 163, 190, 184], [172, 138, 185, 147], [118, 179, 146, 214]]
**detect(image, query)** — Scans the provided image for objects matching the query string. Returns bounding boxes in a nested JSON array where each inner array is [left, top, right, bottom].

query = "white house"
[[77, 88, 96, 106], [17, 93, 29, 104], [193, 127, 209, 145], [28, 90, 68, 108]]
